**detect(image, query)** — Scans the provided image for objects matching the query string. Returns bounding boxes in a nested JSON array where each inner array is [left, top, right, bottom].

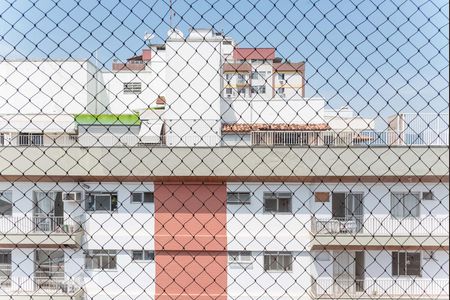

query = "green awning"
[[74, 114, 141, 126]]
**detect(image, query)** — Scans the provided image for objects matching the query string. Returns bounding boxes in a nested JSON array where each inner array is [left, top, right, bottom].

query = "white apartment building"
[[0, 27, 447, 300]]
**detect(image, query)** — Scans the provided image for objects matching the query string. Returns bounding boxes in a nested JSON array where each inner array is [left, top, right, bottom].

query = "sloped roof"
[[233, 48, 276, 60]]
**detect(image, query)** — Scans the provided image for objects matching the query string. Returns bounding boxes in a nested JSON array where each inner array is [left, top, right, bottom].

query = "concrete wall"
[[0, 147, 446, 179]]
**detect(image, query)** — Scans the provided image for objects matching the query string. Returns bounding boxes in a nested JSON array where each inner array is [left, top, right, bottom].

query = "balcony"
[[312, 277, 449, 299], [311, 216, 449, 247], [251, 130, 449, 146], [0, 277, 83, 299], [0, 216, 83, 247]]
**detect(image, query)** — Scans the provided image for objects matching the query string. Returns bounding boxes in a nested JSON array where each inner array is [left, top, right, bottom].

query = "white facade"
[[0, 60, 108, 115], [0, 180, 446, 298]]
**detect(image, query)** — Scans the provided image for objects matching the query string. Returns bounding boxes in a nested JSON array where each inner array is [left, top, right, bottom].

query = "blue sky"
[[0, 0, 448, 125]]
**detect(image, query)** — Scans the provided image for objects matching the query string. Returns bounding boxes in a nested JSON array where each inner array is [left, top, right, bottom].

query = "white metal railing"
[[0, 276, 83, 294], [312, 277, 449, 298], [2, 129, 448, 147], [0, 216, 82, 234], [251, 130, 449, 146], [17, 134, 44, 146], [312, 216, 449, 236]]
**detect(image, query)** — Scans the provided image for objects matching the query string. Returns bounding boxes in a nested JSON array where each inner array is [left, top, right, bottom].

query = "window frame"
[[251, 85, 266, 95], [264, 251, 293, 272], [228, 251, 252, 265], [123, 82, 142, 94], [131, 250, 154, 262], [227, 192, 251, 205], [0, 190, 12, 216], [277, 73, 286, 81], [390, 192, 420, 218], [263, 192, 292, 213], [392, 251, 421, 277], [130, 192, 154, 204], [86, 192, 118, 212], [85, 250, 117, 270]]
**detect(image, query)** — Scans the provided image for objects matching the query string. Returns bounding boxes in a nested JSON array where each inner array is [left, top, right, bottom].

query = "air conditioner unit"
[[62, 192, 82, 202]]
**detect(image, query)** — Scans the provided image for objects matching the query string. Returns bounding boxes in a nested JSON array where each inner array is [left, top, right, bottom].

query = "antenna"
[[169, 0, 173, 29]]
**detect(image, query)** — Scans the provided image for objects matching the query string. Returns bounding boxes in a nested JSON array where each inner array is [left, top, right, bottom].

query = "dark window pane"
[[132, 193, 143, 203], [392, 252, 398, 276], [143, 192, 154, 203], [264, 198, 277, 212]]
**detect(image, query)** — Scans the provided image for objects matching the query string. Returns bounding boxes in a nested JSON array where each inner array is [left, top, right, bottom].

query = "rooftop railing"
[[0, 129, 448, 147], [250, 130, 449, 146]]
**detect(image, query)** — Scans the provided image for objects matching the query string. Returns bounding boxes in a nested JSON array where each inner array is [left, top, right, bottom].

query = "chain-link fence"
[[0, 0, 448, 299]]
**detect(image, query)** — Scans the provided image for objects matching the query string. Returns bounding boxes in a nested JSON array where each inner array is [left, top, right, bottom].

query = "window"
[[251, 71, 259, 80], [131, 192, 154, 204], [225, 73, 233, 82], [263, 192, 292, 213], [86, 192, 118, 211], [123, 82, 142, 94], [277, 73, 285, 81], [0, 191, 12, 216], [237, 74, 248, 84], [264, 252, 292, 271], [227, 192, 251, 205], [422, 191, 434, 200], [229, 251, 252, 265], [251, 85, 266, 94], [392, 252, 421, 276], [0, 134, 4, 146], [85, 250, 117, 270], [18, 133, 43, 146], [391, 193, 420, 218], [131, 250, 154, 262], [316, 252, 331, 262], [251, 59, 264, 64], [276, 88, 285, 98], [0, 250, 11, 282], [237, 87, 247, 97], [224, 88, 233, 97]]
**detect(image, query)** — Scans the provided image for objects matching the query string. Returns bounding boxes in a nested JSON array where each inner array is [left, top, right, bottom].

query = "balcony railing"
[[311, 216, 449, 236], [1, 130, 448, 147], [312, 277, 449, 298], [0, 276, 83, 295], [251, 130, 449, 146], [0, 216, 82, 234]]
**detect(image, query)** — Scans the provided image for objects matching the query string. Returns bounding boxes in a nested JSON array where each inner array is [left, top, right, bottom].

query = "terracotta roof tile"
[[155, 96, 166, 105], [273, 62, 305, 72], [222, 123, 331, 133], [223, 63, 252, 73], [233, 48, 276, 60]]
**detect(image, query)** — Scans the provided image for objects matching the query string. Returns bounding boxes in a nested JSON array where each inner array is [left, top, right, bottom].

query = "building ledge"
[[0, 146, 447, 181]]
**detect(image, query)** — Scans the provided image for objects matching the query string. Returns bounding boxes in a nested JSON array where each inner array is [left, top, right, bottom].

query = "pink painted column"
[[154, 182, 227, 300]]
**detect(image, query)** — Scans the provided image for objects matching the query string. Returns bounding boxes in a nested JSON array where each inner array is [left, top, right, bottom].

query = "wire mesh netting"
[[0, 0, 448, 299]]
